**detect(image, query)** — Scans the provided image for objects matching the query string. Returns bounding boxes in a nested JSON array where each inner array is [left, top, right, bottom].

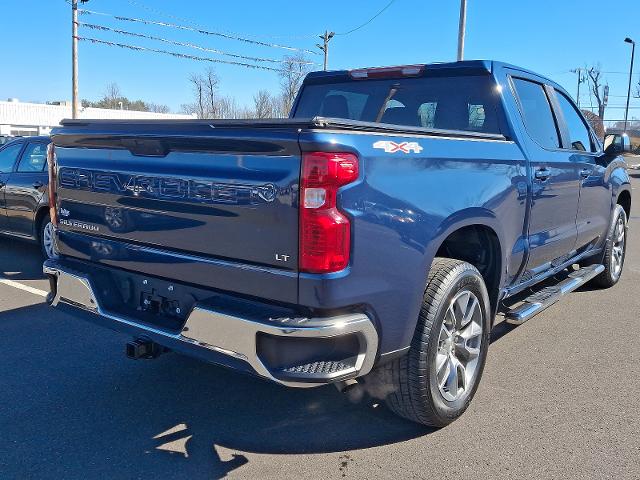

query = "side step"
[[505, 264, 604, 325]]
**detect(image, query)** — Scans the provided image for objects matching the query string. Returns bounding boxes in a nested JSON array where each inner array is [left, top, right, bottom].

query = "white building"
[[0, 99, 195, 137]]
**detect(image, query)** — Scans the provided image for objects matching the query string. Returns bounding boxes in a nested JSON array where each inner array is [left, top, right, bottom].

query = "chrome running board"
[[505, 264, 604, 325]]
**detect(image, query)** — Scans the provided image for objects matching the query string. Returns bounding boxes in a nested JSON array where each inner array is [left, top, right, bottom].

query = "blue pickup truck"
[[44, 60, 631, 426]]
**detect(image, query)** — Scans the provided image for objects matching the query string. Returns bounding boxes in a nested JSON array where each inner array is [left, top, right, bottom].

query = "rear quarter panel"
[[298, 130, 528, 354]]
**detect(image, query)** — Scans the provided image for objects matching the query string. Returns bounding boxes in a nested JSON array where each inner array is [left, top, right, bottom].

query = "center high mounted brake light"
[[349, 64, 425, 79], [299, 152, 359, 273]]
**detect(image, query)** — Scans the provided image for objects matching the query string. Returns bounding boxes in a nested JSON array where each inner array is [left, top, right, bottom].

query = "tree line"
[[82, 82, 170, 113], [81, 52, 312, 119], [181, 53, 311, 119]]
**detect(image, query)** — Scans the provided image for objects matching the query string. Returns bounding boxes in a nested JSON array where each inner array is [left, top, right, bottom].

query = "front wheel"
[[383, 258, 491, 427], [39, 213, 58, 259], [590, 204, 627, 288]]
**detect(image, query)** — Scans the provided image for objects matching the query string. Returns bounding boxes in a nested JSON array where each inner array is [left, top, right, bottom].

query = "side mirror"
[[603, 133, 631, 155]]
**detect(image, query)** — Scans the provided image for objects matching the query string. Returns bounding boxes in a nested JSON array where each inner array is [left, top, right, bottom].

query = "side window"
[[555, 91, 594, 152], [512, 78, 560, 149], [0, 143, 23, 173], [17, 143, 48, 172]]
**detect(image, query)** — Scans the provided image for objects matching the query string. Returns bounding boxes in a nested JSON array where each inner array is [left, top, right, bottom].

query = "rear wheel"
[[383, 258, 491, 426], [39, 213, 57, 259], [590, 205, 627, 288]]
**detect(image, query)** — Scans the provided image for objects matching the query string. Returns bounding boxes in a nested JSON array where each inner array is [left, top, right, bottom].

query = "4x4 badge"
[[373, 140, 423, 154]]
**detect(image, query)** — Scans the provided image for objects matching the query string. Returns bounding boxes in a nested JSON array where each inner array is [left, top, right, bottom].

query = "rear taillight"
[[46, 143, 58, 226], [299, 152, 359, 273]]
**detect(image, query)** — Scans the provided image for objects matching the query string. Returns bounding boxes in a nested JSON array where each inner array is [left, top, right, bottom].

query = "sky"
[[1, 0, 639, 121]]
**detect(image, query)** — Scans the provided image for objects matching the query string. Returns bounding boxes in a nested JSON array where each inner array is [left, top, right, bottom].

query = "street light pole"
[[457, 0, 467, 61], [72, 0, 79, 119], [624, 37, 635, 133]]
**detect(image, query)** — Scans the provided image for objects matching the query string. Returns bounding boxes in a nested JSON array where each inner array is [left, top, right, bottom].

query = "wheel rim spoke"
[[437, 354, 451, 387], [616, 220, 625, 243], [461, 295, 478, 327], [444, 356, 460, 396]]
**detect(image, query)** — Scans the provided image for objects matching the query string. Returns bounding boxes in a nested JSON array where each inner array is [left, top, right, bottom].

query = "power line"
[[123, 0, 316, 41], [78, 8, 320, 55], [557, 69, 640, 76], [334, 0, 398, 36], [76, 36, 283, 72], [79, 22, 319, 65]]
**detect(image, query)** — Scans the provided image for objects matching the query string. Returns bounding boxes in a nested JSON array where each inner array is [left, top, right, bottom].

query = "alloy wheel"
[[611, 214, 626, 279], [43, 221, 58, 259], [436, 290, 484, 402]]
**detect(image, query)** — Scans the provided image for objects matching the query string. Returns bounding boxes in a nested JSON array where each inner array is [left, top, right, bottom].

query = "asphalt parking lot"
[[1, 177, 639, 480]]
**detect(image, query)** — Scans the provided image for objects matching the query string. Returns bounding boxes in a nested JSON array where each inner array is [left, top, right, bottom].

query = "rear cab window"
[[293, 74, 506, 135]]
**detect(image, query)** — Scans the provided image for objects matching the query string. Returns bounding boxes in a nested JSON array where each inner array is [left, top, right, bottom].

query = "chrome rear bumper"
[[43, 259, 378, 388]]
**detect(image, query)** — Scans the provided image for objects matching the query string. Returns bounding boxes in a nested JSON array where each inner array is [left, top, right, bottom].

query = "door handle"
[[534, 168, 551, 181], [579, 168, 592, 178], [32, 181, 44, 189]]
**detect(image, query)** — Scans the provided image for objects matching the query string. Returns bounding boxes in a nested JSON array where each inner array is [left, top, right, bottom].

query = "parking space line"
[[0, 278, 48, 298]]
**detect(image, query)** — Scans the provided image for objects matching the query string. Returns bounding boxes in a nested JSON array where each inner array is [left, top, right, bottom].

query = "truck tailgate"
[[51, 123, 301, 300]]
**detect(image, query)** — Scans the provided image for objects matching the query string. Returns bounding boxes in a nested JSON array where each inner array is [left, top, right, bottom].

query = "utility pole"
[[317, 30, 334, 71], [71, 0, 79, 119], [571, 68, 585, 108], [624, 37, 636, 133], [457, 0, 467, 61]]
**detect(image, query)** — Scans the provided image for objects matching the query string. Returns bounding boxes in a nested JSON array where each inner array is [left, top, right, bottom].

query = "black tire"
[[590, 205, 627, 288], [38, 213, 57, 259], [383, 258, 492, 427]]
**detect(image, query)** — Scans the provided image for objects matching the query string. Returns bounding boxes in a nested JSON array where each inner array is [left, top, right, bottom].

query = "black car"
[[0, 136, 55, 258]]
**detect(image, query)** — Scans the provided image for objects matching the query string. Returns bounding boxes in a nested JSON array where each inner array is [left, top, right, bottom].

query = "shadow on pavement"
[[0, 237, 45, 281], [0, 303, 430, 479]]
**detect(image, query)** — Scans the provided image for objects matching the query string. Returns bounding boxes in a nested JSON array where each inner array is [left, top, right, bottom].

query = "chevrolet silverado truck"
[[44, 61, 631, 427]]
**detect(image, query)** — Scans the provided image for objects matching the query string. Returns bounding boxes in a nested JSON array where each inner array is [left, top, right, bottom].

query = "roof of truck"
[[305, 60, 562, 90]]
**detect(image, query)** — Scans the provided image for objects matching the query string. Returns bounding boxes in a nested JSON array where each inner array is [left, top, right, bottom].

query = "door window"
[[0, 143, 22, 173], [17, 143, 48, 172], [512, 78, 560, 149], [554, 91, 594, 152]]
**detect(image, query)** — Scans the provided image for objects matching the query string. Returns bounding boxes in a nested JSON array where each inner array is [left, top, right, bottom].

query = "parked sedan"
[[0, 136, 55, 258]]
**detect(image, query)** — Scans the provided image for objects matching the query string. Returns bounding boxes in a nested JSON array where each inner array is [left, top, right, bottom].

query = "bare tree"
[[103, 83, 122, 109], [216, 95, 237, 119], [188, 73, 206, 118], [203, 68, 219, 117], [586, 65, 608, 119], [279, 53, 312, 116], [147, 103, 171, 114], [253, 89, 276, 118], [581, 109, 605, 139]]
